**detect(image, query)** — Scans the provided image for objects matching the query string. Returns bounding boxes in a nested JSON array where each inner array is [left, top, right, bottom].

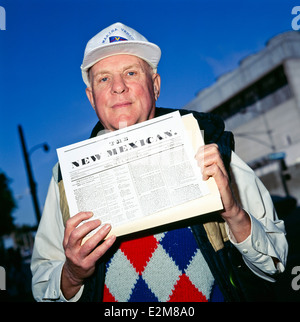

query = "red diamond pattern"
[[119, 235, 159, 274], [103, 284, 117, 302], [168, 273, 207, 302]]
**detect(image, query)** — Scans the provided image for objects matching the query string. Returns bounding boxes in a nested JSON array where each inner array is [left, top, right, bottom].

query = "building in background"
[[185, 31, 300, 202]]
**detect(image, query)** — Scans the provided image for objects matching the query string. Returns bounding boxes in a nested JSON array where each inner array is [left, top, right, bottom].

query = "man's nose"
[[111, 75, 128, 94]]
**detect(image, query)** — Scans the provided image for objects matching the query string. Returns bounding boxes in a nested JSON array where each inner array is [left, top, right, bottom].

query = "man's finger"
[[63, 212, 94, 249], [195, 144, 227, 178], [80, 223, 113, 256], [87, 234, 117, 264], [67, 218, 102, 249]]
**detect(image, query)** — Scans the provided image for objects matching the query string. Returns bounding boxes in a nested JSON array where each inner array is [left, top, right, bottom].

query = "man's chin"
[[115, 116, 136, 130]]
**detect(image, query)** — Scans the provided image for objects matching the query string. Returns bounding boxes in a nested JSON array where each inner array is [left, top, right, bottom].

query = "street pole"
[[18, 125, 41, 224]]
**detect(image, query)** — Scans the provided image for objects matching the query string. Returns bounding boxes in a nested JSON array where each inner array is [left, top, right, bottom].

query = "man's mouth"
[[111, 101, 132, 109]]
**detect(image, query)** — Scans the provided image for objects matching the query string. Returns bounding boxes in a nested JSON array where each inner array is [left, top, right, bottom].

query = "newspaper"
[[57, 111, 223, 239]]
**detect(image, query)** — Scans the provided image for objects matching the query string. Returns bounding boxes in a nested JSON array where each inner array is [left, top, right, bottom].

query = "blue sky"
[[0, 0, 298, 227]]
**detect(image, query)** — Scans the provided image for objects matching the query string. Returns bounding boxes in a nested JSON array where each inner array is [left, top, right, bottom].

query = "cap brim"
[[81, 41, 161, 87]]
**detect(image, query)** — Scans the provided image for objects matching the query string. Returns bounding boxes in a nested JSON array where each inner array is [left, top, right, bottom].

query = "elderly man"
[[31, 22, 288, 302]]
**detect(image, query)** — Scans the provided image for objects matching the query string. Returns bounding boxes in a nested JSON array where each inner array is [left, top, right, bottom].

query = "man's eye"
[[101, 77, 108, 82], [127, 71, 136, 76]]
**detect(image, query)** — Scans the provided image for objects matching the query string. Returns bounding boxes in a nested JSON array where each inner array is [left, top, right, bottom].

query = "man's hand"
[[61, 212, 116, 300], [195, 144, 251, 242]]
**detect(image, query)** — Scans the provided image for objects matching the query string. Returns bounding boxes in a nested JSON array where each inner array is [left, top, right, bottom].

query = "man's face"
[[86, 54, 161, 131]]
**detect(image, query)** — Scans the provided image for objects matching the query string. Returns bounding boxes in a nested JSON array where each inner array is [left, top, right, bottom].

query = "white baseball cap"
[[81, 22, 161, 87]]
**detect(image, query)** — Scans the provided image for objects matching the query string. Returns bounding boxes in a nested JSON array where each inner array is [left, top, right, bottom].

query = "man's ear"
[[86, 87, 95, 110], [152, 73, 161, 101]]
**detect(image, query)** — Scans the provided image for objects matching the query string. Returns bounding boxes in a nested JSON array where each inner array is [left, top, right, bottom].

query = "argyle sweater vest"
[[103, 226, 224, 302]]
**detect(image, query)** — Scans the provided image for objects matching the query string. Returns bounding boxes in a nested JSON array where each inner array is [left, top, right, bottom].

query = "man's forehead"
[[90, 55, 149, 75]]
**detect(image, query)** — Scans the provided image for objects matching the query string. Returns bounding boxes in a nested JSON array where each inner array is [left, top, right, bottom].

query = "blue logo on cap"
[[109, 36, 128, 43]]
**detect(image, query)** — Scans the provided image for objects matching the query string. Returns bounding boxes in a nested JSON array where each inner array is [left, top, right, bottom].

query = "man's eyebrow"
[[92, 70, 110, 78], [92, 63, 145, 78], [123, 63, 145, 71]]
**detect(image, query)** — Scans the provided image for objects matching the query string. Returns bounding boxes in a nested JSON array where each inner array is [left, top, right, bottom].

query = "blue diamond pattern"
[[160, 227, 198, 271], [209, 281, 224, 302], [129, 275, 158, 302]]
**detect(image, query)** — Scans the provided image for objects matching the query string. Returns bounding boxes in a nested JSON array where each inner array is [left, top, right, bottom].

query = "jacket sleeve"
[[226, 152, 288, 281], [30, 175, 84, 302]]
